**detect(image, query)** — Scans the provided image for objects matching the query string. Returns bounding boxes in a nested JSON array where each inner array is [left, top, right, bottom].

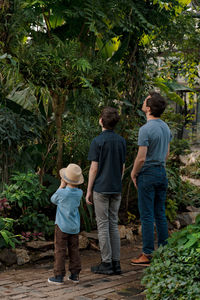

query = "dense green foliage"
[[0, 106, 44, 185], [143, 215, 200, 300], [0, 217, 20, 248], [165, 137, 200, 220], [181, 158, 200, 179], [0, 0, 199, 237], [0, 172, 54, 238]]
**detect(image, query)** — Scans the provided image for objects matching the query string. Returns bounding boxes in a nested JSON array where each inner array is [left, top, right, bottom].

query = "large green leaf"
[[96, 36, 120, 59], [7, 86, 37, 111], [153, 78, 185, 106], [0, 231, 9, 244], [163, 81, 196, 92]]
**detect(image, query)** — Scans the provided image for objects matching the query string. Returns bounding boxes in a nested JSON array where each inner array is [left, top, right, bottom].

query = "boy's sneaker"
[[48, 275, 64, 284], [68, 273, 79, 284], [91, 262, 114, 275], [112, 260, 122, 274]]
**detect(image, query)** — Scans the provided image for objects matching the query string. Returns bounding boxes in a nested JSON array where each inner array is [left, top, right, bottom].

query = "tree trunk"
[[51, 91, 66, 176]]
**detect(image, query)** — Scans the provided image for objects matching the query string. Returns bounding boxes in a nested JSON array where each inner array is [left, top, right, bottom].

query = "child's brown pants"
[[54, 225, 81, 276]]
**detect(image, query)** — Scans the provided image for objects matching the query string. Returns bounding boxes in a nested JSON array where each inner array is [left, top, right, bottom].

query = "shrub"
[[2, 171, 49, 210], [166, 164, 200, 217], [0, 217, 21, 249], [0, 106, 44, 186], [79, 196, 95, 232], [142, 215, 200, 300], [1, 171, 54, 237], [165, 198, 178, 223], [169, 138, 190, 157], [181, 159, 200, 179]]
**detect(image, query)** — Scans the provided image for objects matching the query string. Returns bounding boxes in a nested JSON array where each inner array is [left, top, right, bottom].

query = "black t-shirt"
[[88, 130, 126, 194]]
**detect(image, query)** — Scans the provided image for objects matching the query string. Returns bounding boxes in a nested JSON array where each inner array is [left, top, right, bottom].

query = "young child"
[[48, 163, 84, 284]]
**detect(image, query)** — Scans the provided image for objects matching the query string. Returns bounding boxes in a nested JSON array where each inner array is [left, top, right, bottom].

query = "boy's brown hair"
[[147, 91, 167, 117], [100, 107, 120, 130]]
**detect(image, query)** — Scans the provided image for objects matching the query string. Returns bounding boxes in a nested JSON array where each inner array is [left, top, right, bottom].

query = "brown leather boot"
[[130, 254, 151, 266]]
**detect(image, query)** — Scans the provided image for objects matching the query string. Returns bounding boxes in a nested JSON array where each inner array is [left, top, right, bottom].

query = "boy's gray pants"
[[93, 191, 121, 263]]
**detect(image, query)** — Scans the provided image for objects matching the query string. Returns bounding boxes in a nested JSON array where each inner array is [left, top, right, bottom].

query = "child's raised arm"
[[59, 179, 67, 189], [50, 179, 66, 205]]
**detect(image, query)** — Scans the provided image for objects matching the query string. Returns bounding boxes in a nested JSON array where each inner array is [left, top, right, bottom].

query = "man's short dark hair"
[[147, 91, 167, 117], [100, 107, 120, 130]]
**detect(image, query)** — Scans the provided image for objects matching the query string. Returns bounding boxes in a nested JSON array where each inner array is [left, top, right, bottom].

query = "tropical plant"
[[0, 106, 44, 185], [0, 171, 54, 237], [2, 172, 49, 209], [142, 215, 200, 300], [1, 0, 199, 231], [21, 231, 44, 242], [1, 0, 196, 179], [79, 196, 95, 232], [168, 214, 200, 250], [166, 162, 200, 216], [0, 217, 21, 249], [18, 210, 54, 237], [164, 137, 194, 221], [181, 158, 200, 179], [165, 198, 178, 223], [0, 197, 11, 217]]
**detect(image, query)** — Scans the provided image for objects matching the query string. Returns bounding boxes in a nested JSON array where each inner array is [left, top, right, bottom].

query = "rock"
[[89, 241, 100, 251], [173, 220, 181, 229], [181, 176, 200, 187], [125, 228, 135, 242], [30, 249, 54, 262], [15, 249, 30, 265], [188, 152, 200, 165], [26, 240, 54, 251], [0, 248, 17, 266], [118, 225, 126, 239], [179, 154, 189, 165], [176, 212, 200, 227], [81, 231, 98, 240], [40, 249, 54, 258], [186, 206, 200, 212], [79, 235, 89, 249], [180, 151, 200, 166]]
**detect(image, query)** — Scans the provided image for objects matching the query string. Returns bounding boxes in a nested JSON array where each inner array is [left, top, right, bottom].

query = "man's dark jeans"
[[54, 225, 81, 276], [137, 166, 168, 255]]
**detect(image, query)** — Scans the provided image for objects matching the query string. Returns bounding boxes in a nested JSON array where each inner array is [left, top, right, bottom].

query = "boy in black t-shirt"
[[86, 107, 126, 275]]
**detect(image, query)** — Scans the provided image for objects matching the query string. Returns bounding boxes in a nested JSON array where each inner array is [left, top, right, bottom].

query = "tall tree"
[[0, 0, 197, 177]]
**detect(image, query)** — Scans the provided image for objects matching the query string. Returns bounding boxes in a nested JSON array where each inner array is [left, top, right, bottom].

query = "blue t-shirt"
[[138, 119, 172, 170], [88, 130, 126, 194], [51, 186, 83, 234]]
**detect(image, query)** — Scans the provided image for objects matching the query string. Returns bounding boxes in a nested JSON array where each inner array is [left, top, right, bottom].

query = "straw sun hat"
[[59, 163, 84, 185]]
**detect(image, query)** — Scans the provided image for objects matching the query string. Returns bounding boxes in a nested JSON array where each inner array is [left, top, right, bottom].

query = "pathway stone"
[[0, 239, 146, 299]]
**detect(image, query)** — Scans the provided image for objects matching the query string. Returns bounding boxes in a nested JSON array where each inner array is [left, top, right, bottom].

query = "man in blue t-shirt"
[[86, 107, 126, 275], [131, 91, 172, 265]]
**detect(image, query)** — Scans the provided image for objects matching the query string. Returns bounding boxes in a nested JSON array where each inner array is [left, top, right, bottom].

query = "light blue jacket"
[[51, 186, 83, 234]]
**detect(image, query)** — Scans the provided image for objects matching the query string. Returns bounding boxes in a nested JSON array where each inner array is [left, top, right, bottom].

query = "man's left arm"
[[131, 146, 147, 188], [86, 161, 98, 205]]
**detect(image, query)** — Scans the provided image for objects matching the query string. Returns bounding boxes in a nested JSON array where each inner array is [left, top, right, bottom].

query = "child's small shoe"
[[68, 273, 79, 284], [48, 275, 64, 284]]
